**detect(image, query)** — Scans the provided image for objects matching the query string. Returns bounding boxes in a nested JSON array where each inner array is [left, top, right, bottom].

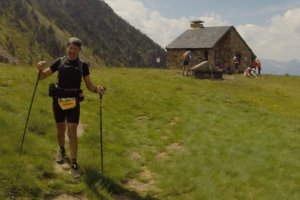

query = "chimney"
[[190, 19, 204, 29]]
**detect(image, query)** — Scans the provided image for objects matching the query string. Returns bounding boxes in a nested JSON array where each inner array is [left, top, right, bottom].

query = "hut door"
[[204, 51, 208, 61], [191, 51, 195, 66], [236, 53, 241, 64]]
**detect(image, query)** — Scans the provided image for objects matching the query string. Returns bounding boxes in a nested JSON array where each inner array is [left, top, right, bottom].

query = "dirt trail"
[[53, 122, 86, 173], [51, 116, 181, 200], [156, 117, 184, 159], [65, 123, 86, 141], [46, 194, 88, 200], [110, 194, 131, 200], [122, 167, 161, 193], [121, 117, 181, 197], [50, 122, 87, 200]]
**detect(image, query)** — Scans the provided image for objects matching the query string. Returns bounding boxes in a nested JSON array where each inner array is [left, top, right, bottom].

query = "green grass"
[[1, 64, 300, 199]]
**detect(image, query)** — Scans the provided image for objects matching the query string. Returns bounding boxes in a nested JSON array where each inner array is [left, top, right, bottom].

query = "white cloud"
[[230, 1, 300, 19], [106, 0, 300, 61], [105, 0, 149, 28], [237, 7, 300, 61], [106, 0, 229, 48]]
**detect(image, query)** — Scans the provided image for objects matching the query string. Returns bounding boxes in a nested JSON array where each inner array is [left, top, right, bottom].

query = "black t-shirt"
[[50, 57, 90, 89]]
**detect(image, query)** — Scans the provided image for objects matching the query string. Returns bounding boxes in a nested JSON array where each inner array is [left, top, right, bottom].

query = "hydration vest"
[[55, 56, 84, 99], [56, 56, 84, 90]]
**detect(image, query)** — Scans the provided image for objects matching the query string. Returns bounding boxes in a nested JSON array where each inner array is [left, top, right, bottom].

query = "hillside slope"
[[1, 64, 300, 199], [0, 0, 166, 68]]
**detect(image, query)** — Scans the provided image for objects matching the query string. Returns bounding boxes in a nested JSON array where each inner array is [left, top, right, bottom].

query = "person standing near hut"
[[252, 60, 257, 72], [182, 51, 192, 76], [257, 59, 262, 74]]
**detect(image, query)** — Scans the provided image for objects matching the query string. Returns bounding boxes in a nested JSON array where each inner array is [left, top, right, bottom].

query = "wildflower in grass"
[[3, 180, 7, 183]]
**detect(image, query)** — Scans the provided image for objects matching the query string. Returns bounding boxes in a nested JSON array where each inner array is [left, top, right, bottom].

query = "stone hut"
[[165, 19, 256, 77]]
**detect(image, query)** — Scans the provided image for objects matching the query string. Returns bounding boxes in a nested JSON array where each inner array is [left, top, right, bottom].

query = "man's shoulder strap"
[[78, 58, 84, 82], [60, 56, 67, 65], [58, 56, 67, 73], [78, 58, 83, 76], [56, 56, 67, 84]]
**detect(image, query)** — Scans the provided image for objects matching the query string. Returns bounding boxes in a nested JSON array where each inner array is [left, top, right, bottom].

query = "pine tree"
[[47, 25, 55, 36]]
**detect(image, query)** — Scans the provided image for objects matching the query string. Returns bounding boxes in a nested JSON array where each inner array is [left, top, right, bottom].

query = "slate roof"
[[166, 26, 232, 49]]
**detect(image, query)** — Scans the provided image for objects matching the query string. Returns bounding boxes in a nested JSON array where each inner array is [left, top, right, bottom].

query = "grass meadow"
[[1, 63, 300, 200]]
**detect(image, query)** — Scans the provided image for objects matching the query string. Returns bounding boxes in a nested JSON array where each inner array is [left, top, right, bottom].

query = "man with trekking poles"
[[36, 37, 105, 178]]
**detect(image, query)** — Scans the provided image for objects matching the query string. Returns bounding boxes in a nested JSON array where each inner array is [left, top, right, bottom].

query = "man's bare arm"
[[39, 68, 53, 80], [37, 61, 53, 80], [84, 75, 97, 92], [84, 75, 105, 95]]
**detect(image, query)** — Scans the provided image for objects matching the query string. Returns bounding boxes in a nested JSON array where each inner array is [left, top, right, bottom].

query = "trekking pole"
[[99, 87, 106, 175], [19, 70, 41, 156], [100, 93, 103, 175]]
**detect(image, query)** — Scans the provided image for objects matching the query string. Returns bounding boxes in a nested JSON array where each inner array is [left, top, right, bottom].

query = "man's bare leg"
[[55, 122, 67, 163], [182, 66, 185, 76], [186, 66, 189, 76], [67, 123, 81, 178], [67, 123, 78, 161], [56, 122, 66, 147]]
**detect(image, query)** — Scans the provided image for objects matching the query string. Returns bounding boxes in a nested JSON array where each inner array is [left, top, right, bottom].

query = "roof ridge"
[[166, 26, 232, 49]]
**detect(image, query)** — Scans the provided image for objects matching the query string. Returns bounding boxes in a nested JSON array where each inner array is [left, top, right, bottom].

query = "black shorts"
[[183, 61, 189, 66], [52, 98, 80, 124]]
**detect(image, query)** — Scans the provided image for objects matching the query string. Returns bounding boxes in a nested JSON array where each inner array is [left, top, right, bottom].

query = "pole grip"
[[99, 87, 106, 99]]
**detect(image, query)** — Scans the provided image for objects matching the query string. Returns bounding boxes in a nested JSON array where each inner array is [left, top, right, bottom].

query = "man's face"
[[67, 45, 81, 60]]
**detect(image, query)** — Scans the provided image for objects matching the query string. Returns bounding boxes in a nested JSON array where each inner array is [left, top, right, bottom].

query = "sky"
[[105, 0, 300, 61]]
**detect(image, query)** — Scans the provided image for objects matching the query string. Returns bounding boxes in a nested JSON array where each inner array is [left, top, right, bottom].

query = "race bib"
[[58, 98, 76, 110]]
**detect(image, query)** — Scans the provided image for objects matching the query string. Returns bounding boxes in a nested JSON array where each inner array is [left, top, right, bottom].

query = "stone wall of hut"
[[214, 28, 255, 73], [228, 28, 255, 73], [166, 49, 214, 69], [166, 27, 255, 72], [214, 30, 232, 72], [166, 49, 183, 69]]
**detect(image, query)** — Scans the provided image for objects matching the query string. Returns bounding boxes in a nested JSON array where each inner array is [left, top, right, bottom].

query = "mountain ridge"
[[0, 0, 167, 68], [260, 58, 300, 76]]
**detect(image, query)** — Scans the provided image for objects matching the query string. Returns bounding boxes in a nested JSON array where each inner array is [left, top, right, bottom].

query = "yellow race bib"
[[58, 98, 76, 110]]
